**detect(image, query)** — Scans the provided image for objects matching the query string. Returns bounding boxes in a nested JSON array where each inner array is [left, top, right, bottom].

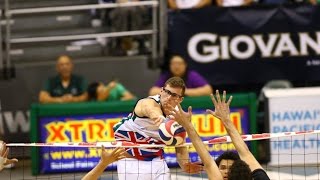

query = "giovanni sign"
[[168, 5, 320, 85]]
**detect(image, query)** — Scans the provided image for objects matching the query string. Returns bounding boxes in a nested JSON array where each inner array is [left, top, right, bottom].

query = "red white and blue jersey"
[[113, 95, 165, 161]]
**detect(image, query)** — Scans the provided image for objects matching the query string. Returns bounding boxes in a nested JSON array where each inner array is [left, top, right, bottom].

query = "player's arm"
[[170, 105, 223, 179], [82, 147, 125, 180], [135, 98, 166, 126], [207, 90, 263, 171], [175, 146, 190, 171]]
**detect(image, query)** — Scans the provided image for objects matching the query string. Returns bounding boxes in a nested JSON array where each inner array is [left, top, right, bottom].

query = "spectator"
[[149, 55, 213, 96], [309, 0, 320, 4], [87, 80, 136, 101], [216, 0, 252, 6], [0, 141, 18, 172], [168, 0, 212, 9], [109, 0, 149, 56], [39, 55, 88, 103], [168, 91, 270, 180], [81, 146, 126, 180]]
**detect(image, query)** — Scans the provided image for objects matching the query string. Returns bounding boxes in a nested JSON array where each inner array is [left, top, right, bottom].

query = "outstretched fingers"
[[227, 95, 233, 106], [209, 94, 217, 107], [187, 106, 192, 117], [4, 158, 18, 165], [215, 90, 221, 103], [3, 146, 9, 159], [222, 90, 226, 103], [113, 147, 126, 160]]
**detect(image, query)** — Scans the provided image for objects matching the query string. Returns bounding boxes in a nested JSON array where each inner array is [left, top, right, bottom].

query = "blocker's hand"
[[0, 141, 18, 171], [182, 162, 204, 174], [206, 90, 233, 122]]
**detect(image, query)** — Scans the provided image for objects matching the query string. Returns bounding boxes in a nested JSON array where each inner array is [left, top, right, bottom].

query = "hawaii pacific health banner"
[[168, 5, 320, 86], [265, 87, 320, 165]]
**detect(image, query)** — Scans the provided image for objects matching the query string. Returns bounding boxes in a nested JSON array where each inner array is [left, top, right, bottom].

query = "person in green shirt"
[[39, 55, 88, 103], [87, 80, 136, 101], [309, 0, 320, 4]]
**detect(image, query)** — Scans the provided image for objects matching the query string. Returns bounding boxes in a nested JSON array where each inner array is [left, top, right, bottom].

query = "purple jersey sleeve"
[[186, 71, 209, 88]]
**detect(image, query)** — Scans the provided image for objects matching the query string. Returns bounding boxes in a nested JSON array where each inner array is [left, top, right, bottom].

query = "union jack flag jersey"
[[113, 95, 165, 161]]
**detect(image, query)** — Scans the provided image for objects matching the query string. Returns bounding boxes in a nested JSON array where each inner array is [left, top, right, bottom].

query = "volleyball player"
[[169, 90, 270, 180], [113, 77, 202, 180]]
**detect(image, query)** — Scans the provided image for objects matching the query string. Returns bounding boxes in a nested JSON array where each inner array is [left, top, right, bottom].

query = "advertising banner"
[[38, 107, 250, 173], [265, 87, 320, 165], [168, 5, 320, 86]]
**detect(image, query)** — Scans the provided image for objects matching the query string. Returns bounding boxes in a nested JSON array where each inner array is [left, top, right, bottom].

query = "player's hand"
[[182, 162, 204, 174], [151, 115, 166, 127], [0, 141, 18, 171], [100, 146, 126, 166], [206, 90, 232, 121], [168, 104, 192, 127]]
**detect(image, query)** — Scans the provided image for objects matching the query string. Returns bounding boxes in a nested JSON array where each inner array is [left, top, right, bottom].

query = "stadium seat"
[[10, 41, 104, 62], [0, 0, 96, 9]]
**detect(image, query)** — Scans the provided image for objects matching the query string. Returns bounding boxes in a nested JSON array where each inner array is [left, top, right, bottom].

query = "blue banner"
[[39, 107, 249, 173], [167, 5, 320, 87]]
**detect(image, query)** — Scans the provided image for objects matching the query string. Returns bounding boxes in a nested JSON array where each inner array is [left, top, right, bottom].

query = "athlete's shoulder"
[[147, 94, 161, 103]]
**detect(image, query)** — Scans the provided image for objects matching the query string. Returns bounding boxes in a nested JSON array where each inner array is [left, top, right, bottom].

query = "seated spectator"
[[39, 55, 88, 103], [82, 146, 125, 180], [0, 141, 18, 171], [149, 55, 213, 96], [216, 0, 252, 6], [168, 91, 270, 180], [109, 0, 150, 56], [309, 0, 320, 4], [168, 0, 212, 9], [87, 80, 135, 101]]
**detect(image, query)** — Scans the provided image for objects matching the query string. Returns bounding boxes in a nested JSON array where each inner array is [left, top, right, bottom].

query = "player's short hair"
[[228, 159, 252, 180], [164, 77, 186, 96], [87, 82, 100, 100], [215, 151, 240, 166]]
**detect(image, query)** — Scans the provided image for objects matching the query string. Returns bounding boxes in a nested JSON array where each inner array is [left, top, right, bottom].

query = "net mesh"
[[2, 133, 320, 180]]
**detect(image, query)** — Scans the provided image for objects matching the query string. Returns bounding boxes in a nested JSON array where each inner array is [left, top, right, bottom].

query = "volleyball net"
[[1, 130, 320, 180]]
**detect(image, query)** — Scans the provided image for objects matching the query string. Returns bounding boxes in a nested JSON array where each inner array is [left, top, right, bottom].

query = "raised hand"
[[182, 162, 204, 174], [100, 146, 126, 165], [0, 141, 18, 171], [168, 104, 192, 127], [206, 90, 233, 121]]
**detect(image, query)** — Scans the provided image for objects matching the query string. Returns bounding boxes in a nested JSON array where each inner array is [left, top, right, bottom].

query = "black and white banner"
[[168, 4, 320, 86]]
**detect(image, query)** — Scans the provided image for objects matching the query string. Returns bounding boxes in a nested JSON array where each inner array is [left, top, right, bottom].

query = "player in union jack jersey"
[[113, 77, 203, 180]]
